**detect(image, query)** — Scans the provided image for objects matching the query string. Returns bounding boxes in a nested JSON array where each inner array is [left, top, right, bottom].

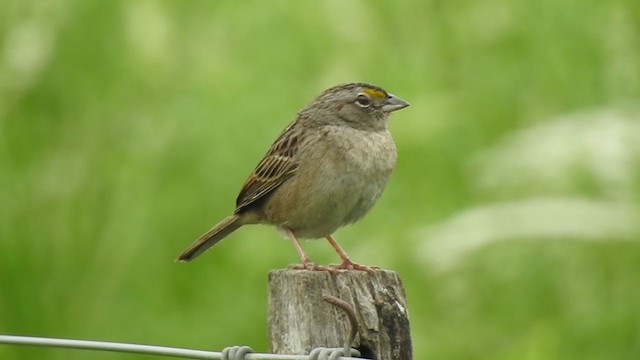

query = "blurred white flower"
[[471, 108, 640, 199], [419, 108, 640, 271], [418, 197, 640, 271], [1, 19, 54, 95]]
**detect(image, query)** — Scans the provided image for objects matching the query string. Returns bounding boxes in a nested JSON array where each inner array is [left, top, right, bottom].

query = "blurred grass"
[[1, 0, 640, 359]]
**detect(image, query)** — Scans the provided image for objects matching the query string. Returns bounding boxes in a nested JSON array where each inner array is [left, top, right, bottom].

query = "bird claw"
[[330, 260, 379, 274], [287, 260, 378, 275], [288, 261, 340, 274]]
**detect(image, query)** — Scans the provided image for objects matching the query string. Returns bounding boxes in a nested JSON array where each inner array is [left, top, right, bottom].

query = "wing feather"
[[234, 122, 301, 212]]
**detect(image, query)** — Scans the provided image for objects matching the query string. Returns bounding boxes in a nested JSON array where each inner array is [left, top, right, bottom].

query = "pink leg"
[[284, 229, 334, 272], [285, 229, 312, 264], [326, 235, 377, 274]]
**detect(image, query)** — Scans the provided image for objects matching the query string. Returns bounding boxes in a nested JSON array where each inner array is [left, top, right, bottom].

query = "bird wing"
[[235, 122, 301, 213]]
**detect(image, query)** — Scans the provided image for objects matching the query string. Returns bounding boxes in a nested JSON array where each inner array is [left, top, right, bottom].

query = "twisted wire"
[[0, 335, 362, 360]]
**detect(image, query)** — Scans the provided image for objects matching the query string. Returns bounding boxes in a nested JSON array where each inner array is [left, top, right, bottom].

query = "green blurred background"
[[1, 1, 640, 359]]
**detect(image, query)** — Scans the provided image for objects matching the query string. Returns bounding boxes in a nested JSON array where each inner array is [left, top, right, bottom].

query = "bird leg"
[[285, 229, 312, 265], [326, 235, 377, 274], [285, 229, 336, 272]]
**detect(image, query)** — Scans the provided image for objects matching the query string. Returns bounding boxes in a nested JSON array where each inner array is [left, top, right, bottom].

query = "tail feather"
[[176, 214, 242, 262]]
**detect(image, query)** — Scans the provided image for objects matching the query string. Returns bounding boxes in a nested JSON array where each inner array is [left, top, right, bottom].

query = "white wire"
[[0, 335, 361, 360]]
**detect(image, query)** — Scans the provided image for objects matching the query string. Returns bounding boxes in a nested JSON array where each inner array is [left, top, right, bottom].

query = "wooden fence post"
[[268, 269, 412, 359]]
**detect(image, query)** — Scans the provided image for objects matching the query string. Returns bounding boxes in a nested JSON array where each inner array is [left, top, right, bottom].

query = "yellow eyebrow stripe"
[[363, 88, 386, 98]]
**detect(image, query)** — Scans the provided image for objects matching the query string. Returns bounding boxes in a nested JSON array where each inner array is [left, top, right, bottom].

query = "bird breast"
[[264, 125, 397, 238], [320, 125, 397, 224]]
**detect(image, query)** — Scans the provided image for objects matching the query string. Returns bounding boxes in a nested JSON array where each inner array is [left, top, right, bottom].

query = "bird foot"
[[329, 260, 379, 274], [288, 260, 340, 274], [288, 260, 378, 275]]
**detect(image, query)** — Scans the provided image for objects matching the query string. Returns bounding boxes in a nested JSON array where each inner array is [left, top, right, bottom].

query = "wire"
[[0, 335, 361, 360]]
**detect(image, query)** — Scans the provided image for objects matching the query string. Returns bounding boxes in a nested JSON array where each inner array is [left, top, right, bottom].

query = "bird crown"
[[363, 87, 387, 99]]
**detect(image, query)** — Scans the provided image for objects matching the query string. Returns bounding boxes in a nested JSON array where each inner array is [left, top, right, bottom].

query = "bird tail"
[[176, 214, 243, 262]]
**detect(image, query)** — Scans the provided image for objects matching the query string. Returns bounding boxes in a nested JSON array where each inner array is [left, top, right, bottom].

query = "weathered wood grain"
[[268, 269, 412, 359]]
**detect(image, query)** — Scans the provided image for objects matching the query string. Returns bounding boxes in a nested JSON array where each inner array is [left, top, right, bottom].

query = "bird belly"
[[277, 174, 388, 239], [262, 127, 396, 239]]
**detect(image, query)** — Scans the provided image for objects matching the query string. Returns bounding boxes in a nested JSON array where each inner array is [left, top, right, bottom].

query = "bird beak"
[[381, 94, 410, 112]]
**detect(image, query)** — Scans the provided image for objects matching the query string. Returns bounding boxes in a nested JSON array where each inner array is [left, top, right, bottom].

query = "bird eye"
[[355, 94, 371, 108]]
